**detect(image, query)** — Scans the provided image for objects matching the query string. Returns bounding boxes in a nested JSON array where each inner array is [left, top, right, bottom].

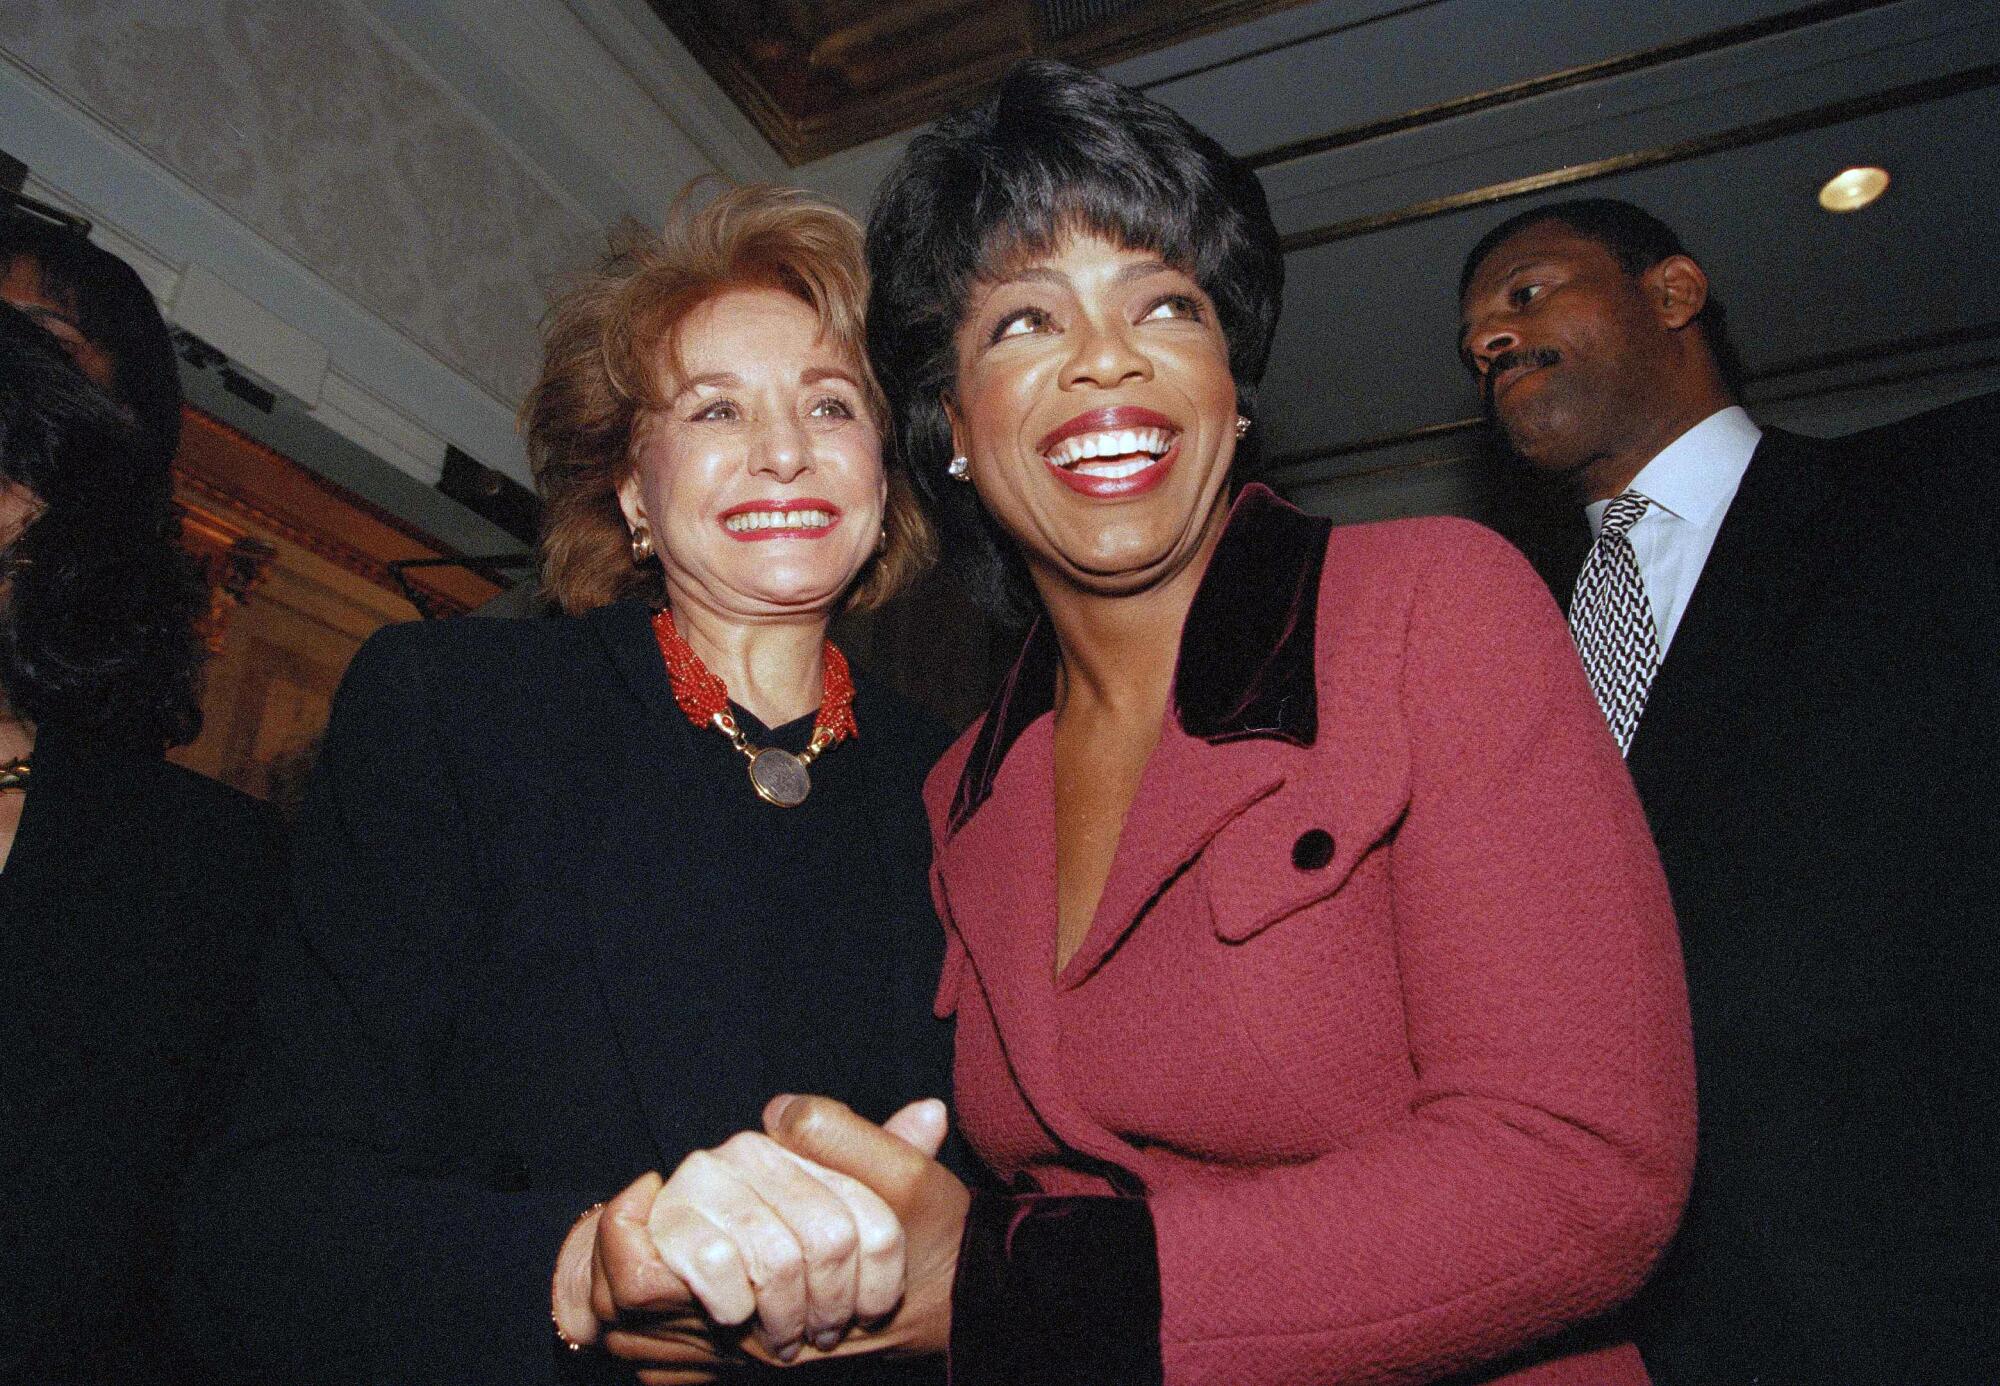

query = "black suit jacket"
[[1613, 426, 1998, 1383], [179, 600, 955, 1386], [0, 727, 285, 1384]]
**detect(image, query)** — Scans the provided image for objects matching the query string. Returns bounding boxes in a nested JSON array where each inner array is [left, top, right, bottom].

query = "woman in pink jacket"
[[576, 59, 1694, 1386]]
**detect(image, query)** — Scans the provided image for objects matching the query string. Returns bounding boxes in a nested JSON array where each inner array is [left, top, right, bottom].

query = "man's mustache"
[[1481, 346, 1562, 414]]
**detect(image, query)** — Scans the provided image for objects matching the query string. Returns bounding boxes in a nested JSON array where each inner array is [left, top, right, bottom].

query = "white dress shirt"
[[1583, 405, 1761, 660]]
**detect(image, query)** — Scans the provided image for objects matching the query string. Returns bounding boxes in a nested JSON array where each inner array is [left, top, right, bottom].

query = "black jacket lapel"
[[574, 601, 746, 1164], [1629, 430, 1843, 776]]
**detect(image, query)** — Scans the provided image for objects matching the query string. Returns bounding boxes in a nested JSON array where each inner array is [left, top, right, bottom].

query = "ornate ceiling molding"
[[173, 408, 506, 619], [644, 0, 1315, 164]]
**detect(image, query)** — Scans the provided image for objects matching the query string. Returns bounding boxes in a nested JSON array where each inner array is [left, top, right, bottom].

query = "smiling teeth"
[[1043, 427, 1176, 470], [724, 509, 833, 532], [1077, 457, 1154, 479]]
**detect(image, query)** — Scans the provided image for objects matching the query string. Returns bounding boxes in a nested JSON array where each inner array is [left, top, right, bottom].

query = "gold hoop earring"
[[630, 524, 654, 564]]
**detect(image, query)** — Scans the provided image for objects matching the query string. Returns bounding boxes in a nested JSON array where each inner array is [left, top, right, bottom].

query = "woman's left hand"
[[554, 1100, 956, 1374], [569, 1149, 903, 1379], [637, 1126, 917, 1362], [759, 1095, 971, 1360]]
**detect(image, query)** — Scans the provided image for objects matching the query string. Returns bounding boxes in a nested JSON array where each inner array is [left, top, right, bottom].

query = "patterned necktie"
[[1570, 491, 1660, 755]]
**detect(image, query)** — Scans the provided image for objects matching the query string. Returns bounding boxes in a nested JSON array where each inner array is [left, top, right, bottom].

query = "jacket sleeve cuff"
[[948, 1191, 1163, 1386]]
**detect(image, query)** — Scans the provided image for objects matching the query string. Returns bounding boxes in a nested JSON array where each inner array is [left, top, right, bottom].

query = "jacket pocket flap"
[[1204, 780, 1407, 942]]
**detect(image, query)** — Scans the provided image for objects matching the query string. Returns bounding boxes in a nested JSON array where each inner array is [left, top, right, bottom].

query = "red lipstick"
[[1036, 406, 1179, 454], [1037, 406, 1183, 500], [1048, 437, 1179, 498], [717, 498, 842, 542]]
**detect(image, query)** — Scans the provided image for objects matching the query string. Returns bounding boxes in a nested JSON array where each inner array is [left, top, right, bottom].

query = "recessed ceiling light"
[[1819, 166, 1890, 213]]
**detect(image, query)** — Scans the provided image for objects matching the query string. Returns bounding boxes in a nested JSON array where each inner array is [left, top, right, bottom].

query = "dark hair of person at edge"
[[1457, 197, 1748, 397], [0, 303, 206, 750], [866, 55, 1284, 625], [0, 209, 185, 477]]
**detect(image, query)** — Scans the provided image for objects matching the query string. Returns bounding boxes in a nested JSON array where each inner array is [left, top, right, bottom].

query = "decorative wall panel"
[[0, 0, 600, 404]]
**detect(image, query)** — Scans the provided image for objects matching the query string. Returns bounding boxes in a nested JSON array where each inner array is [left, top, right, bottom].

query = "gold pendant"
[[746, 746, 811, 807]]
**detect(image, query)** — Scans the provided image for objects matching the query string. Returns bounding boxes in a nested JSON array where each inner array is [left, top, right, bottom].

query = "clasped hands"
[[552, 1094, 969, 1382]]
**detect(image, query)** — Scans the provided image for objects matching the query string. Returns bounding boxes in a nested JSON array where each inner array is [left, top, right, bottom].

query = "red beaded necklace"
[[650, 607, 857, 807]]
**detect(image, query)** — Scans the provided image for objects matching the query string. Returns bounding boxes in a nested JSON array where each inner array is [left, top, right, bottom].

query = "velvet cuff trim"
[[949, 1192, 1163, 1386]]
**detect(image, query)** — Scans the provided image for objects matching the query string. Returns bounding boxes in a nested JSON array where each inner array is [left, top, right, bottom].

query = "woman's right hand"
[[553, 1172, 722, 1381]]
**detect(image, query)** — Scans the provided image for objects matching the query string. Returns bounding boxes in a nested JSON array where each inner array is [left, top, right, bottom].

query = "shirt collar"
[[946, 483, 1330, 835], [1586, 404, 1761, 534]]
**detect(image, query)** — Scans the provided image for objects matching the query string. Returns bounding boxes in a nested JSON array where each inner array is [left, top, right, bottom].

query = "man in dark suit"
[[1457, 198, 1997, 1384]]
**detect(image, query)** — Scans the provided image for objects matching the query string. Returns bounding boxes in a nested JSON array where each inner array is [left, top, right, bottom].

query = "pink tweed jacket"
[[928, 486, 1695, 1385]]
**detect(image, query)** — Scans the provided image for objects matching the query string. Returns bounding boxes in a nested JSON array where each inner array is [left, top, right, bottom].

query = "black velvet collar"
[[947, 484, 1330, 834]]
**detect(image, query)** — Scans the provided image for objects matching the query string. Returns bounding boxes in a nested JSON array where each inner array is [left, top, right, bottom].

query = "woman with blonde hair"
[[181, 185, 951, 1385]]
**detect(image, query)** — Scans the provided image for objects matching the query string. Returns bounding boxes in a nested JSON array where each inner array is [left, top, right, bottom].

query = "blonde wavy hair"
[[523, 183, 933, 616]]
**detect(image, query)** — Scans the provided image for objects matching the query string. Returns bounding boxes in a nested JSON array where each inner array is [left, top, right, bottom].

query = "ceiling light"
[[1818, 167, 1890, 213]]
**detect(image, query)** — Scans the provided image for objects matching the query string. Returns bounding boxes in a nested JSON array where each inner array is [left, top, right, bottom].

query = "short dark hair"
[[1458, 197, 1745, 393], [0, 210, 184, 479], [866, 58, 1284, 623], [0, 304, 206, 748]]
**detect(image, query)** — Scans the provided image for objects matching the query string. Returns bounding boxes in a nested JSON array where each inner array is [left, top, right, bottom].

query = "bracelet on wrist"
[[553, 1201, 608, 1353]]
